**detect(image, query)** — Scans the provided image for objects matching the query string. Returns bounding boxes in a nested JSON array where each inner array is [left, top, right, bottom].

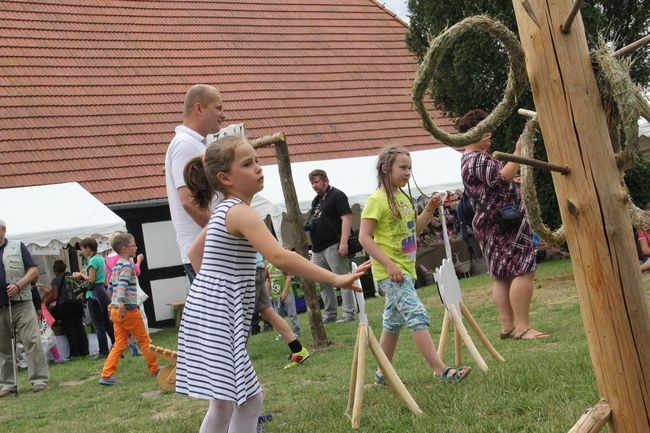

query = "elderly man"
[[0, 219, 48, 397], [165, 84, 226, 283], [305, 169, 356, 323]]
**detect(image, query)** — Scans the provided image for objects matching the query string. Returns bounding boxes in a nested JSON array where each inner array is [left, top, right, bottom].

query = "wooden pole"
[[460, 302, 505, 362], [346, 324, 361, 417], [437, 308, 450, 358], [560, 0, 582, 33], [367, 327, 423, 416], [252, 133, 330, 347], [512, 1, 650, 431], [352, 324, 367, 429], [612, 34, 650, 59], [492, 151, 570, 174], [449, 304, 488, 372], [568, 400, 611, 433]]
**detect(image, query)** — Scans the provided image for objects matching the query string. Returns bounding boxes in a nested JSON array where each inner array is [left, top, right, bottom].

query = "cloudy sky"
[[380, 0, 409, 22]]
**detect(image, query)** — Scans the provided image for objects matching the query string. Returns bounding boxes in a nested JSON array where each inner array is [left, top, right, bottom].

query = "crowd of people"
[[5, 84, 647, 433]]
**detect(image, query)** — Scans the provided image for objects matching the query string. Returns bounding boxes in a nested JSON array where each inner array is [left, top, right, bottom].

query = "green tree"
[[406, 0, 650, 229]]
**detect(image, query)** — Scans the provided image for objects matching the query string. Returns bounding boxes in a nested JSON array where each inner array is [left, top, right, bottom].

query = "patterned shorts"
[[377, 275, 430, 334]]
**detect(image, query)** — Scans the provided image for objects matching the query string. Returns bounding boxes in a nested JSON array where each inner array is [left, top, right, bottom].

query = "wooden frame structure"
[[345, 279, 422, 429], [511, 1, 650, 431], [432, 201, 504, 371], [250, 133, 330, 347]]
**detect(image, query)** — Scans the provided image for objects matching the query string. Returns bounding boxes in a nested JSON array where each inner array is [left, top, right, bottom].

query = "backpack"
[[456, 191, 475, 227], [58, 273, 82, 305]]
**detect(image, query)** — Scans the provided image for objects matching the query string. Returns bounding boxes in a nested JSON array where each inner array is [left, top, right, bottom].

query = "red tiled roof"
[[0, 0, 454, 205]]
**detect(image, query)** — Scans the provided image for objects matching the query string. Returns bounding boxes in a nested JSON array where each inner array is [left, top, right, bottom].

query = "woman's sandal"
[[500, 328, 515, 340], [438, 366, 472, 384], [513, 328, 550, 340]]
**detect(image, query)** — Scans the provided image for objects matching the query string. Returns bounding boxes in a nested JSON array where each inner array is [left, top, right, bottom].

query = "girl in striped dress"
[[176, 135, 370, 433]]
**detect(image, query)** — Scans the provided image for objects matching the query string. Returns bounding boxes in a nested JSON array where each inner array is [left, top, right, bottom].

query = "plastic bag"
[[38, 316, 56, 353]]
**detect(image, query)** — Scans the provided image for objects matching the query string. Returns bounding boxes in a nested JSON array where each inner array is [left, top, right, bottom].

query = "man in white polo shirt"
[[165, 84, 226, 283]]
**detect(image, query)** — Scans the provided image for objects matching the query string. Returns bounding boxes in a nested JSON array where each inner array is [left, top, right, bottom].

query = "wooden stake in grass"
[[433, 258, 504, 372], [345, 280, 423, 429]]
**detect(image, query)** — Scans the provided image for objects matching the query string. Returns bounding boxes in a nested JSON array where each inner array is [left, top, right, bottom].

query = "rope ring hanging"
[[412, 15, 528, 147], [519, 117, 566, 246], [591, 41, 640, 172]]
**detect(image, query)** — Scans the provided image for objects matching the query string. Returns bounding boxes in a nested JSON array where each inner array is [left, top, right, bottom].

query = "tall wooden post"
[[251, 133, 329, 347], [512, 1, 650, 431]]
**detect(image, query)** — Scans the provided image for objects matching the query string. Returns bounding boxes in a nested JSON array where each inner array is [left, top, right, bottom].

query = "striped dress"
[[176, 198, 261, 405]]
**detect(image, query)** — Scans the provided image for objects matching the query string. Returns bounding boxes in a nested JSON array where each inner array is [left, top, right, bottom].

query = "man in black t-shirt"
[[305, 170, 355, 323]]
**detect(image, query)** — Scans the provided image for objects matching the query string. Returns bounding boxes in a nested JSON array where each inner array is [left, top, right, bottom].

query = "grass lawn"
[[2, 258, 648, 432]]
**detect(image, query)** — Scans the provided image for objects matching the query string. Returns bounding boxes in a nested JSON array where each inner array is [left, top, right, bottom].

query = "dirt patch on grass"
[[152, 409, 177, 420], [60, 376, 97, 387], [142, 389, 164, 399]]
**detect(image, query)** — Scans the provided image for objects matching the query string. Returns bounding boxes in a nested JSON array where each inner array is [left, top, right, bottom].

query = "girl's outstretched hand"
[[333, 260, 372, 292]]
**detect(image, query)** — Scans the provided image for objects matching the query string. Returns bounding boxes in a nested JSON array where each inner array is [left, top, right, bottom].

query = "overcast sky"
[[379, 0, 409, 22]]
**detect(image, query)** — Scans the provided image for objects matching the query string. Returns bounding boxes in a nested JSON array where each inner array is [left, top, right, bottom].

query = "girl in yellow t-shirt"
[[359, 146, 471, 384]]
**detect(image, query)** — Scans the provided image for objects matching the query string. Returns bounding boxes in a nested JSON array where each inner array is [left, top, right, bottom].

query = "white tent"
[[1, 182, 126, 254], [252, 146, 463, 241], [641, 117, 650, 160]]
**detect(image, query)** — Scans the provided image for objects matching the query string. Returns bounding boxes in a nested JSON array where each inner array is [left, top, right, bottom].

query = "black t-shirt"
[[307, 186, 352, 253]]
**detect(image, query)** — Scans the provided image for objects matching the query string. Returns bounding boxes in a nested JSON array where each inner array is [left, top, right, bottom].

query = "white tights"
[[199, 392, 263, 433]]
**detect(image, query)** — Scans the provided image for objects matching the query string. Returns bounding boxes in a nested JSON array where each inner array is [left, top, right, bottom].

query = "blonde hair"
[[376, 146, 415, 220], [183, 135, 248, 209], [111, 232, 134, 254]]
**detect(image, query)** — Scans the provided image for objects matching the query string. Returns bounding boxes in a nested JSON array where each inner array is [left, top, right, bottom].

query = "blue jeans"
[[87, 298, 114, 356]]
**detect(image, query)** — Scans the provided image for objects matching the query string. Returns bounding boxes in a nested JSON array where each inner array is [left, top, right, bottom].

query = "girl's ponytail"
[[183, 156, 213, 211]]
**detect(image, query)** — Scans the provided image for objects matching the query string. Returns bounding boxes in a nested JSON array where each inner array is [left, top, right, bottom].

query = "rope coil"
[[412, 15, 528, 147], [413, 15, 650, 241]]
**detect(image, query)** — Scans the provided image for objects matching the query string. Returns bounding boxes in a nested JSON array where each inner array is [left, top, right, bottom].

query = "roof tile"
[[0, 0, 452, 205]]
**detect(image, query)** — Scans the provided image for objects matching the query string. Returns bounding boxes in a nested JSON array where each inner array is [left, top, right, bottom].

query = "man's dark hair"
[[309, 169, 328, 182]]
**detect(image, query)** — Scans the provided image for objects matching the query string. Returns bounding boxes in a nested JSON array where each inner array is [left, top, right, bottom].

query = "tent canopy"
[[252, 147, 463, 241], [1, 182, 126, 254]]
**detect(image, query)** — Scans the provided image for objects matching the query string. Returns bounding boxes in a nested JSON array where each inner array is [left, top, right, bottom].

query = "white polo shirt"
[[165, 125, 220, 263]]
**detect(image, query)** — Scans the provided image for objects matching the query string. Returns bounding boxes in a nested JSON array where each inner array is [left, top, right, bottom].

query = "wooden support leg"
[[449, 304, 489, 372], [367, 327, 423, 416], [567, 400, 611, 433], [459, 302, 505, 362], [454, 321, 462, 367], [351, 324, 367, 429], [438, 308, 450, 360], [346, 324, 362, 417]]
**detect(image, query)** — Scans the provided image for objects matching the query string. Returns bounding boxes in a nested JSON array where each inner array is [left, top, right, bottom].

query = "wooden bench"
[[167, 300, 186, 328]]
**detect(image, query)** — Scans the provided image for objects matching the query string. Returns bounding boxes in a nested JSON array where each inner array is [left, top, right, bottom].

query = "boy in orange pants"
[[99, 232, 158, 385]]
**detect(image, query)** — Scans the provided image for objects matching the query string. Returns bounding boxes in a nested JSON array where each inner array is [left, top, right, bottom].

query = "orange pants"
[[101, 308, 158, 378]]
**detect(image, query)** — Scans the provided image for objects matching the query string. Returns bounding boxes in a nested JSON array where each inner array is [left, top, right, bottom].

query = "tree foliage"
[[405, 0, 650, 228]]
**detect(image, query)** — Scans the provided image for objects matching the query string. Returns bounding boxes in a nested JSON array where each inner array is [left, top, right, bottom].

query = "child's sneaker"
[[374, 370, 387, 386], [99, 376, 121, 386], [283, 347, 310, 369], [129, 342, 141, 356]]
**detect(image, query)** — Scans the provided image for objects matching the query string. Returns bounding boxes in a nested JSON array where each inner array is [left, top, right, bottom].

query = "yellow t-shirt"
[[361, 189, 417, 281]]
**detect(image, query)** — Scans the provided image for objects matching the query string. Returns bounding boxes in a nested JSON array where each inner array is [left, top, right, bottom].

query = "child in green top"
[[73, 237, 114, 358], [359, 146, 471, 384], [265, 262, 301, 337]]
